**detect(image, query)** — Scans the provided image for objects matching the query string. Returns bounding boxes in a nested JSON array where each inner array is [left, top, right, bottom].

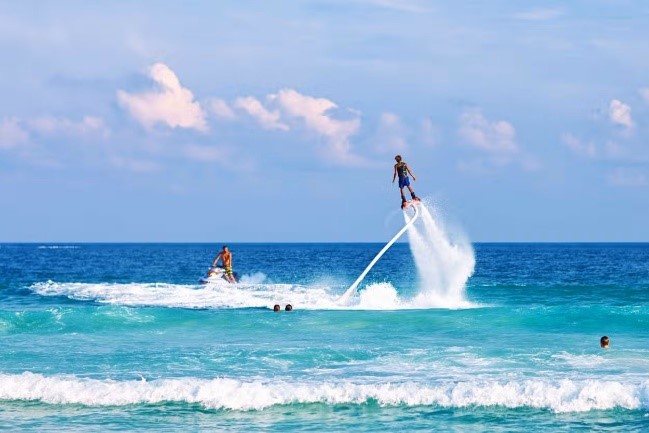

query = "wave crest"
[[0, 372, 646, 412]]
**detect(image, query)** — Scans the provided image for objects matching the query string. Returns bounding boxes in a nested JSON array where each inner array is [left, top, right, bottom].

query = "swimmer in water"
[[600, 336, 609, 348]]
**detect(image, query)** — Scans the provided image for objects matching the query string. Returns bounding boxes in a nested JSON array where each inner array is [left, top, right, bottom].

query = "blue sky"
[[1, 0, 648, 242]]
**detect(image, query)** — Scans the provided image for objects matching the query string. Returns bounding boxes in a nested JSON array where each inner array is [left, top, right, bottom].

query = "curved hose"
[[338, 204, 420, 304]]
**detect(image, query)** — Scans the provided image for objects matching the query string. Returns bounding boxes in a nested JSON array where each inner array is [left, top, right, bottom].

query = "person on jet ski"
[[211, 245, 236, 283]]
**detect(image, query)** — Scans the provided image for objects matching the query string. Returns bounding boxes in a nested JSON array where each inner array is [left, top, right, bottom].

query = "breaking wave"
[[1, 372, 647, 413]]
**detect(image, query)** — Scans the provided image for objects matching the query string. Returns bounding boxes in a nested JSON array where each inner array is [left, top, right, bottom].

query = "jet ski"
[[199, 266, 238, 284]]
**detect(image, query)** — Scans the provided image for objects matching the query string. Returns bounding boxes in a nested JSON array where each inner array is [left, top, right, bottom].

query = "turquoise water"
[[1, 239, 649, 431]]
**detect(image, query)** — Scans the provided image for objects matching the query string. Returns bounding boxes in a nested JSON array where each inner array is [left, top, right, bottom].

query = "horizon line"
[[2, 241, 649, 245]]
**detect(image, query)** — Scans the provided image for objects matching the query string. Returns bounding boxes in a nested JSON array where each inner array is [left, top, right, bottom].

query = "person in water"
[[211, 245, 236, 283], [392, 155, 418, 208], [600, 336, 609, 348]]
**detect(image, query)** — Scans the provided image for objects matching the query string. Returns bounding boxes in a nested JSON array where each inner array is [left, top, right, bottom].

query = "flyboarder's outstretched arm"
[[392, 164, 398, 183], [406, 164, 416, 181]]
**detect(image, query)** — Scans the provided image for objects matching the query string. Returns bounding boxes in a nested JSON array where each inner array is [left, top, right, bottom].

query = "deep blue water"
[[1, 242, 649, 432]]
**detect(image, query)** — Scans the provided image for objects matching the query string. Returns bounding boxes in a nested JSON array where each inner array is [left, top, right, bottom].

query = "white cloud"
[[561, 134, 647, 164], [234, 96, 288, 131], [512, 8, 564, 21], [374, 112, 408, 153], [609, 99, 633, 129], [27, 115, 109, 138], [0, 117, 29, 149], [273, 88, 363, 165], [200, 88, 365, 166], [459, 109, 517, 153], [117, 63, 207, 131], [639, 88, 649, 104], [209, 98, 237, 121], [607, 168, 647, 187], [561, 133, 596, 158], [1, 115, 108, 151]]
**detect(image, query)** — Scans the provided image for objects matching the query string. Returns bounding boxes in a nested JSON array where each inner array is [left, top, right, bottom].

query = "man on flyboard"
[[392, 154, 419, 209]]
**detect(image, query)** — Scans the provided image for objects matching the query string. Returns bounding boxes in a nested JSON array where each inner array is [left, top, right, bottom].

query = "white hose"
[[338, 204, 420, 304]]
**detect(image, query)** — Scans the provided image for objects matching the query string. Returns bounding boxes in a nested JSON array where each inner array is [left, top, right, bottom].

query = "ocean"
[[1, 204, 649, 432]]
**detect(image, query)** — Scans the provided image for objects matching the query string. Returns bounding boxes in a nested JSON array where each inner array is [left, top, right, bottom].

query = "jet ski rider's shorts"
[[225, 266, 233, 276]]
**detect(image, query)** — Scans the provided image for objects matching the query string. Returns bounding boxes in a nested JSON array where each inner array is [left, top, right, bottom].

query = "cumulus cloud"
[[562, 133, 647, 166], [609, 99, 633, 129], [512, 8, 564, 21], [374, 112, 408, 153], [234, 96, 288, 131], [273, 88, 363, 165], [205, 88, 365, 165], [209, 98, 237, 120], [561, 133, 596, 158], [27, 115, 109, 138], [459, 109, 517, 153], [117, 63, 207, 131], [1, 115, 108, 149], [0, 117, 29, 149]]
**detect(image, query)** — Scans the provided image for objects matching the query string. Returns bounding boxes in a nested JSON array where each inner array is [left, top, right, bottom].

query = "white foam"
[[357, 282, 403, 309], [552, 353, 608, 369], [404, 201, 476, 309], [238, 272, 267, 285], [31, 280, 323, 310], [0, 320, 11, 332], [0, 372, 647, 412], [30, 279, 478, 311], [29, 280, 401, 310]]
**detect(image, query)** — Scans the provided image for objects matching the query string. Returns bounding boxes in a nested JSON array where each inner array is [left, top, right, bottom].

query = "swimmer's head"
[[273, 304, 281, 312], [285, 304, 293, 311], [600, 336, 609, 348]]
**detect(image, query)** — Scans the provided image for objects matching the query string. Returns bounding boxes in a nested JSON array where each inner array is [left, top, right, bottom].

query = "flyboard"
[[338, 200, 421, 304]]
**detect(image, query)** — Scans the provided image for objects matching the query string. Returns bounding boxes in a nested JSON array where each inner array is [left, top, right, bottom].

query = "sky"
[[1, 0, 648, 242]]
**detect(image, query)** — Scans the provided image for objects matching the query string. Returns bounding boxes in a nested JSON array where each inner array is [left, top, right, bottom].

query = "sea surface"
[[1, 211, 649, 431]]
